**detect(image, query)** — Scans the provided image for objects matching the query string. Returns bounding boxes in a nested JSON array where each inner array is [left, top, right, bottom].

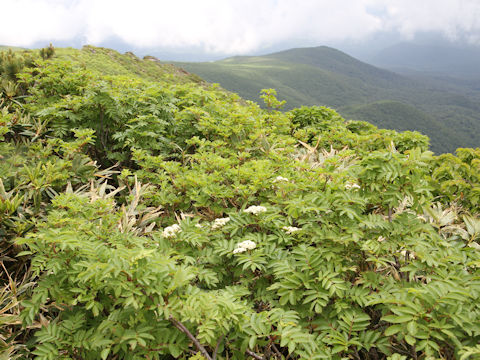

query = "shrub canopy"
[[1, 46, 480, 360]]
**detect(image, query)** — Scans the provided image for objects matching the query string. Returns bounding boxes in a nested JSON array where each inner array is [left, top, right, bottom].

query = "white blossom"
[[283, 226, 300, 234], [162, 224, 181, 238], [237, 240, 256, 250], [244, 205, 267, 215], [195, 223, 204, 229], [273, 176, 289, 183], [377, 236, 386, 242], [345, 182, 361, 190], [233, 239, 256, 254], [233, 247, 247, 254], [212, 217, 230, 230]]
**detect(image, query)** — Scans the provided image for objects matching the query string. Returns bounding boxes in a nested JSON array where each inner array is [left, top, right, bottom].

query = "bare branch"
[[169, 316, 213, 360], [271, 343, 283, 358], [246, 349, 264, 360]]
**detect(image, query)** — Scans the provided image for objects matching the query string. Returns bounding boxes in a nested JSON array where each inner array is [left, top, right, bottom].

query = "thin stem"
[[169, 316, 213, 360], [246, 349, 264, 360], [212, 334, 225, 360], [271, 343, 283, 359]]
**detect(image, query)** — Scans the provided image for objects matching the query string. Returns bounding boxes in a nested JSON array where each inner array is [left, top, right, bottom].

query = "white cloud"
[[0, 0, 86, 46], [0, 0, 480, 53], [378, 0, 480, 41]]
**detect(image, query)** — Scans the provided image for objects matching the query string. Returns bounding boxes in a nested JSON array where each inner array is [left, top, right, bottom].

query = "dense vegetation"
[[1, 46, 480, 360], [175, 46, 480, 153]]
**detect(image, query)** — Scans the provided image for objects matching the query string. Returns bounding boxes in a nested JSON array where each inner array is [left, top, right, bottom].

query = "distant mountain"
[[267, 46, 406, 85], [174, 46, 480, 153], [370, 42, 480, 79]]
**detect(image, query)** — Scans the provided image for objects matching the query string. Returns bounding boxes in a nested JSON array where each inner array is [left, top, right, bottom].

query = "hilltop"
[[175, 46, 480, 153], [56, 46, 204, 83]]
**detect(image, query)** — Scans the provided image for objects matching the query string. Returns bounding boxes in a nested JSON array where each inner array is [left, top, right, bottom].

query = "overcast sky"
[[2, 0, 480, 58]]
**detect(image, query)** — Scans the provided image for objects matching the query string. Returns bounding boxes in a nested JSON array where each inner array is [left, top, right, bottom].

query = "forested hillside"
[[175, 46, 480, 153], [1, 46, 480, 359]]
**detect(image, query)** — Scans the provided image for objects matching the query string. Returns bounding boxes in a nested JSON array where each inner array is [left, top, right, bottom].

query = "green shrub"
[[1, 46, 480, 359]]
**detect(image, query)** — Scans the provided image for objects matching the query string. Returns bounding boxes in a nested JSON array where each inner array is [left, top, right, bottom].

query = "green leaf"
[[405, 334, 416, 345], [101, 348, 110, 360], [384, 325, 403, 336], [382, 315, 414, 323], [407, 321, 417, 336]]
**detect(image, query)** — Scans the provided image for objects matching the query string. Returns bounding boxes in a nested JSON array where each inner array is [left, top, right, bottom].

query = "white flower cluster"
[[212, 217, 230, 230], [273, 176, 289, 183], [239, 240, 256, 249], [345, 182, 361, 190], [195, 223, 204, 229], [377, 236, 386, 242], [244, 205, 267, 215], [233, 240, 256, 254], [162, 224, 181, 238], [283, 226, 300, 234]]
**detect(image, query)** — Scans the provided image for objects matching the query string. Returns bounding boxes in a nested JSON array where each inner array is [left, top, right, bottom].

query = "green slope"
[[339, 101, 462, 152], [176, 56, 375, 108], [55, 46, 203, 84], [174, 46, 480, 153], [340, 101, 439, 135], [267, 46, 409, 87]]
